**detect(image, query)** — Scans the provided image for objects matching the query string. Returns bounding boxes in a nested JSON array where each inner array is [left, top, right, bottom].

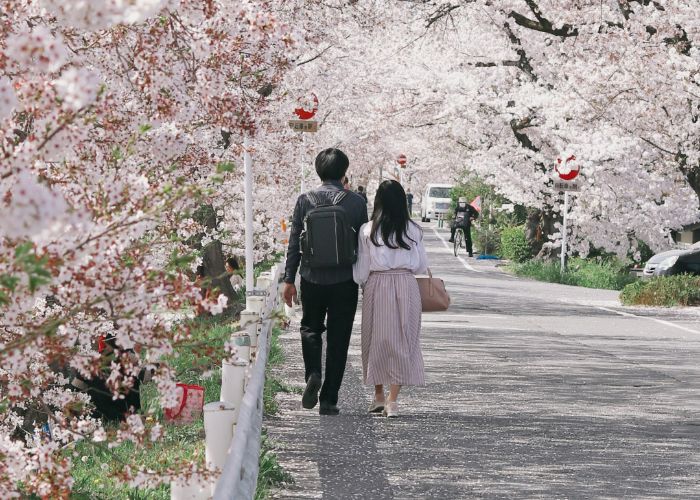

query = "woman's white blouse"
[[353, 222, 429, 286]]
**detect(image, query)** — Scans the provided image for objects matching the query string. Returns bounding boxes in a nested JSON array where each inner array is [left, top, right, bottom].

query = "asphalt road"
[[267, 224, 700, 499]]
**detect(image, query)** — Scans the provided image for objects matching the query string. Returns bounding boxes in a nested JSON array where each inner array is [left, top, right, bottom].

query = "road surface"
[[266, 224, 700, 499]]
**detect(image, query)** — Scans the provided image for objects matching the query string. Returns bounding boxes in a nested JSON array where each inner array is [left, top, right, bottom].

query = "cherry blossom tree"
[[1, 0, 698, 495], [0, 0, 296, 494], [285, 0, 699, 258]]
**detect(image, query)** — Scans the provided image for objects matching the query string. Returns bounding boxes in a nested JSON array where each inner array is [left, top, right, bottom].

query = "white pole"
[[561, 191, 569, 273], [300, 133, 306, 195], [243, 134, 254, 299]]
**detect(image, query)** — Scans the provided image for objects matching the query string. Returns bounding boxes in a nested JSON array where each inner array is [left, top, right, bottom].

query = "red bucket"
[[164, 383, 205, 424]]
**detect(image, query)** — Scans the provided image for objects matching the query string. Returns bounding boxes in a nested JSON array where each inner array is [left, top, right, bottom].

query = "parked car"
[[643, 241, 700, 277], [421, 184, 454, 222]]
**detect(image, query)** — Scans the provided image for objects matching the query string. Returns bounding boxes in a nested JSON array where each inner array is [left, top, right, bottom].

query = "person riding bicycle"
[[448, 197, 479, 257]]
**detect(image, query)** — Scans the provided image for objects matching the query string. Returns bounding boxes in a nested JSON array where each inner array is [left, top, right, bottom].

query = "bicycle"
[[453, 227, 465, 257]]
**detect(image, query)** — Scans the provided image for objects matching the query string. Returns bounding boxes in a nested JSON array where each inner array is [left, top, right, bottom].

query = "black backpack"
[[301, 191, 357, 268]]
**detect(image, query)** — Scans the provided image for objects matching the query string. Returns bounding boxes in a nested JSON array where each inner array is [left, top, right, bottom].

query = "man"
[[406, 189, 414, 215], [448, 197, 479, 257], [356, 185, 368, 203], [283, 148, 368, 415]]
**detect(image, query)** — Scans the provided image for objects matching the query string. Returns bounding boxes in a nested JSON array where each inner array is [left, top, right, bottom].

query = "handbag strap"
[[171, 383, 189, 418]]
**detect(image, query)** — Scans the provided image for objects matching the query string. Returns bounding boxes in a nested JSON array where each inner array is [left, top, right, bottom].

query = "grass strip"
[[256, 326, 295, 499], [509, 257, 636, 290], [620, 274, 700, 306]]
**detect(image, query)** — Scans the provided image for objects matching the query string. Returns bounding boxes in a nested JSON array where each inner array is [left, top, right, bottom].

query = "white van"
[[421, 184, 454, 222]]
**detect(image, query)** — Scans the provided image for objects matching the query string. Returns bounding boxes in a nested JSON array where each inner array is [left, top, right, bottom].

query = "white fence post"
[[208, 259, 285, 499], [231, 331, 251, 362], [256, 272, 272, 291], [212, 320, 272, 499], [220, 359, 248, 421], [203, 401, 237, 471], [247, 297, 265, 315], [239, 310, 259, 355]]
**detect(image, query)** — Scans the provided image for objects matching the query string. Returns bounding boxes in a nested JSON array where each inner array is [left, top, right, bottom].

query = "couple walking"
[[283, 148, 429, 417]]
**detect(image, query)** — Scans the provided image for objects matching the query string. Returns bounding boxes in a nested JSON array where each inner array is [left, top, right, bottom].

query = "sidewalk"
[[267, 319, 394, 499]]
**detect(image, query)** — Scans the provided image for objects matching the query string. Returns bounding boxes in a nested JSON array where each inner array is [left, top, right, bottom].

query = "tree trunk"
[[202, 240, 236, 305], [679, 154, 700, 208], [524, 207, 560, 261], [191, 204, 238, 310]]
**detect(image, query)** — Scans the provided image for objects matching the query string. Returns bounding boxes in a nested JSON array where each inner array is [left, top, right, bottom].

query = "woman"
[[225, 256, 244, 293], [353, 180, 428, 417]]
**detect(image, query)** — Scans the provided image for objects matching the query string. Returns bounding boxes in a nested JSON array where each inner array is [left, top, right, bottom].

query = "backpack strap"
[[331, 191, 347, 205], [306, 191, 321, 208], [307, 190, 346, 207]]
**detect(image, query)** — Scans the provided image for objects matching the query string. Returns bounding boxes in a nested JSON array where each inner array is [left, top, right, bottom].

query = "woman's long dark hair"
[[370, 180, 419, 250]]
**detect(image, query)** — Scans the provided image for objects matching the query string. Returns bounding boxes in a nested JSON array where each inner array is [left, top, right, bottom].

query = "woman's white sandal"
[[382, 401, 398, 418], [368, 400, 385, 413]]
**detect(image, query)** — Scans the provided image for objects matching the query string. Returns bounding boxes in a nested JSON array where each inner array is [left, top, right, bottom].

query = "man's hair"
[[315, 148, 349, 181]]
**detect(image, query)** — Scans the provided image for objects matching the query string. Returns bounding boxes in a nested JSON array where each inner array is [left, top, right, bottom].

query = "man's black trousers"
[[451, 222, 474, 256], [299, 278, 359, 406]]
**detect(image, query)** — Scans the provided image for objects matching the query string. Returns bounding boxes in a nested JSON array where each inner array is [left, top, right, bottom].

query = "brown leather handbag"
[[416, 269, 450, 312]]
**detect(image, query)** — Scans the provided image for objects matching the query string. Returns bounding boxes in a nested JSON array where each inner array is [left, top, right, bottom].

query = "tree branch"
[[510, 116, 540, 152], [508, 9, 578, 38], [296, 45, 334, 66], [502, 22, 537, 82], [426, 3, 462, 28]]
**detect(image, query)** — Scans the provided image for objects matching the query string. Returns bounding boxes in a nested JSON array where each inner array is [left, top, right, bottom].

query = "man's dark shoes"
[[302, 373, 322, 409], [448, 238, 454, 243], [319, 403, 340, 416]]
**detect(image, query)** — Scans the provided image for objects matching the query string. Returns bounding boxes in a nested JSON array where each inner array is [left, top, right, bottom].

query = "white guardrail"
[[171, 262, 284, 500]]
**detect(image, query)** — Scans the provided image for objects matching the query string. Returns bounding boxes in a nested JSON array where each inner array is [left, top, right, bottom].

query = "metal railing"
[[170, 262, 283, 500], [213, 319, 271, 499]]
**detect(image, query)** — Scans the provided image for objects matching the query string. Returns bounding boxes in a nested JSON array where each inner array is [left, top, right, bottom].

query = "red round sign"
[[293, 93, 318, 120], [555, 155, 580, 181], [396, 154, 407, 166]]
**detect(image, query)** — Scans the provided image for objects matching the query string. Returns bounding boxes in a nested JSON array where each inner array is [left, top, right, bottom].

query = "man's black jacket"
[[284, 180, 368, 285], [454, 202, 479, 227]]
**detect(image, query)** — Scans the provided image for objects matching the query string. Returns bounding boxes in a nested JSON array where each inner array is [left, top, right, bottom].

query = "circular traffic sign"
[[396, 153, 407, 167], [293, 93, 318, 120], [555, 155, 580, 181]]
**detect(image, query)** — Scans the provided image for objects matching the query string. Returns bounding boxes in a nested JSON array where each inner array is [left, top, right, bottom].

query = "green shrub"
[[566, 258, 636, 290], [510, 257, 636, 291], [620, 275, 700, 306], [474, 226, 500, 255], [500, 226, 531, 262], [510, 260, 563, 283]]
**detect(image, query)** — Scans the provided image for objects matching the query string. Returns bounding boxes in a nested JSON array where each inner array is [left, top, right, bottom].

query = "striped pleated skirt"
[[361, 269, 425, 386]]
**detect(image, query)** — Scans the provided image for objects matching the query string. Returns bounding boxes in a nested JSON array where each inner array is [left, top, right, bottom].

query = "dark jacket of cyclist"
[[448, 197, 479, 256]]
